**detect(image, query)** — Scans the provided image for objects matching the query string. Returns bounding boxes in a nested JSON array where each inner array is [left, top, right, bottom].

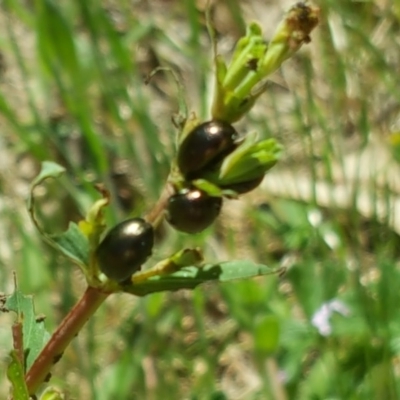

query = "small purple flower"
[[311, 299, 350, 336]]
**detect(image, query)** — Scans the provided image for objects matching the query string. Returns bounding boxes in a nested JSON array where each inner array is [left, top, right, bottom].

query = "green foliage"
[[26, 161, 277, 300], [1, 0, 400, 399], [125, 261, 279, 297], [7, 351, 29, 400], [28, 161, 90, 268], [5, 288, 50, 370]]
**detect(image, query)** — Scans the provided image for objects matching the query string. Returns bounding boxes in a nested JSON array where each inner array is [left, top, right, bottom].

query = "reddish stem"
[[12, 322, 24, 367], [25, 286, 110, 396], [145, 183, 173, 226], [24, 181, 173, 396]]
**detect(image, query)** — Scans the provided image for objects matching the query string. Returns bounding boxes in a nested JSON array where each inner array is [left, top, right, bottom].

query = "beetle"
[[221, 174, 265, 194], [96, 218, 154, 282], [177, 120, 239, 178], [166, 188, 222, 234]]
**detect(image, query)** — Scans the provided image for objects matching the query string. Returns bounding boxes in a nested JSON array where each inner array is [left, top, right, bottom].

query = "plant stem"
[[25, 286, 110, 396], [145, 183, 173, 227]]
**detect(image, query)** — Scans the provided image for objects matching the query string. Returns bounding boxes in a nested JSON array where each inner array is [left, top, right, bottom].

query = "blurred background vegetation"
[[1, 0, 400, 399]]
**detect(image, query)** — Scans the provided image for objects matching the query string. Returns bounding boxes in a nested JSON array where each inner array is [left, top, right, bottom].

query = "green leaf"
[[49, 222, 90, 267], [30, 161, 66, 188], [36, 0, 80, 86], [223, 22, 266, 90], [253, 314, 280, 355], [39, 387, 65, 400], [126, 260, 278, 296], [211, 5, 319, 123], [7, 350, 30, 400], [130, 248, 204, 285], [28, 161, 90, 268], [209, 391, 228, 400], [219, 136, 282, 183], [389, 132, 400, 164], [191, 179, 224, 197], [199, 133, 282, 191], [5, 288, 50, 371]]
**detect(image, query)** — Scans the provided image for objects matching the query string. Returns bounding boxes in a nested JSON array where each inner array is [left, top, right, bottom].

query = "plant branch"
[[145, 183, 173, 227], [25, 286, 110, 396]]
